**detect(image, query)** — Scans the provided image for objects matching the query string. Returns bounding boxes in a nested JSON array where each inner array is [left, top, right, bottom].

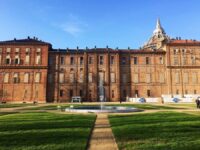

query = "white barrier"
[[128, 98, 159, 103]]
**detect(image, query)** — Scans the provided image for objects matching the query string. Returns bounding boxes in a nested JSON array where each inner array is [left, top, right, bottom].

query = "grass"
[[0, 103, 35, 108], [0, 112, 95, 150], [109, 112, 200, 150]]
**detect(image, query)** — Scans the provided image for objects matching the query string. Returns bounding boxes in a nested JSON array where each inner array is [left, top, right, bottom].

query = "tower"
[[143, 18, 169, 50]]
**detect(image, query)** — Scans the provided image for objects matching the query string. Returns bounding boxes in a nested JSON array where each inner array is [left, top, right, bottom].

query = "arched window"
[[13, 73, 19, 83]]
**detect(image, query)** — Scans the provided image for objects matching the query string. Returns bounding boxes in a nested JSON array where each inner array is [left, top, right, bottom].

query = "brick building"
[[0, 19, 200, 103]]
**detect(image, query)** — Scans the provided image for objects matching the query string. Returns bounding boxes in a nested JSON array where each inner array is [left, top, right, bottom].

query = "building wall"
[[0, 44, 49, 103]]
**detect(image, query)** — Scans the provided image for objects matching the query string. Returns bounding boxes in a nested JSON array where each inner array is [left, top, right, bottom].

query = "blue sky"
[[0, 0, 200, 49]]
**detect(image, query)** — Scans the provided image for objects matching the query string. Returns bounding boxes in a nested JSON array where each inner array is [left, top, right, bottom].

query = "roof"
[[49, 48, 166, 54], [0, 37, 52, 46], [168, 39, 200, 46]]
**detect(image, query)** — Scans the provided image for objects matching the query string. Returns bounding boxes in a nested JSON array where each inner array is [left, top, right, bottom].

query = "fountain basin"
[[65, 106, 142, 113]]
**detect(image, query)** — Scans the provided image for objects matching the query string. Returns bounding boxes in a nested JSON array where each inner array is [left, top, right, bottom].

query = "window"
[[159, 57, 163, 64], [112, 90, 114, 98], [110, 56, 114, 65], [99, 56, 104, 65], [191, 56, 196, 65], [70, 73, 74, 83], [147, 90, 151, 97], [80, 90, 83, 97], [35, 73, 41, 83], [60, 90, 63, 97], [175, 72, 180, 84], [146, 74, 151, 83], [111, 73, 116, 83], [88, 73, 93, 83], [146, 57, 150, 64], [6, 48, 11, 53], [88, 57, 93, 64], [36, 48, 41, 53], [182, 56, 187, 65], [99, 72, 104, 84], [36, 55, 41, 64], [25, 55, 30, 64], [133, 74, 139, 83], [60, 56, 65, 65], [15, 48, 20, 53], [122, 74, 127, 83], [14, 56, 20, 65], [5, 56, 11, 64], [26, 48, 30, 54], [194, 90, 197, 94], [183, 73, 188, 83], [192, 73, 197, 84], [185, 90, 188, 94], [174, 57, 178, 65], [133, 57, 137, 65], [159, 73, 165, 83], [59, 73, 64, 83], [123, 90, 126, 97], [80, 57, 83, 65], [176, 90, 179, 95], [4, 73, 9, 83], [135, 90, 139, 97], [70, 57, 74, 65], [79, 73, 83, 83], [13, 73, 19, 83], [70, 90, 73, 97], [24, 73, 29, 83], [122, 57, 126, 65]]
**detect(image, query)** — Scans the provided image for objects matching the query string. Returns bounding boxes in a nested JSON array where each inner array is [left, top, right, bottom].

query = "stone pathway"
[[88, 114, 118, 150]]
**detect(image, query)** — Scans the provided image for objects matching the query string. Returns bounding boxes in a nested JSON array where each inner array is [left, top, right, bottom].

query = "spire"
[[153, 18, 166, 36]]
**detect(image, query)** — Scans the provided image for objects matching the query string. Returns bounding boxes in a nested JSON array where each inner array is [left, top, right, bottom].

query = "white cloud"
[[57, 14, 88, 37]]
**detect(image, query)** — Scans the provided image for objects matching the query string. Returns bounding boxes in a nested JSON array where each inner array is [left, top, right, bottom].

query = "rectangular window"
[[13, 73, 20, 83], [15, 56, 20, 65], [112, 90, 114, 98], [122, 57, 126, 65], [70, 73, 75, 83], [99, 56, 104, 65], [133, 57, 137, 65], [146, 57, 150, 64], [111, 73, 116, 83], [159, 57, 163, 64], [60, 56, 65, 65], [79, 73, 83, 83], [4, 73, 9, 83], [36, 48, 41, 53], [5, 56, 11, 64], [25, 55, 30, 64], [80, 57, 83, 65], [99, 72, 104, 84], [110, 56, 115, 65], [182, 56, 187, 65], [183, 73, 188, 83], [88, 57, 93, 64], [70, 57, 74, 65], [133, 74, 139, 83], [60, 90, 63, 97], [26, 48, 30, 54], [147, 90, 151, 97], [15, 48, 20, 53], [70, 90, 73, 97], [59, 73, 64, 83], [146, 73, 151, 83], [80, 90, 83, 97], [24, 73, 29, 83], [192, 73, 197, 84], [122, 74, 127, 83], [135, 90, 139, 97], [36, 55, 41, 65], [191, 56, 196, 65], [174, 57, 178, 65], [176, 90, 179, 95], [88, 73, 93, 83], [185, 90, 188, 94], [175, 72, 180, 84], [159, 73, 165, 83], [6, 48, 11, 53], [35, 73, 41, 83], [194, 90, 197, 94]]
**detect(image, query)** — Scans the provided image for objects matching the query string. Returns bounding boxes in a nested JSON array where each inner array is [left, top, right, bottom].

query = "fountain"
[[65, 77, 141, 113]]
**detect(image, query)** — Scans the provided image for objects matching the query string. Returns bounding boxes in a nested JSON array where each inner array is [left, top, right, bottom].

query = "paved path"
[[88, 114, 118, 150]]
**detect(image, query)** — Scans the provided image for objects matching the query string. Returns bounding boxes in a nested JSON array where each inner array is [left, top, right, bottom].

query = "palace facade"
[[1, 19, 200, 103]]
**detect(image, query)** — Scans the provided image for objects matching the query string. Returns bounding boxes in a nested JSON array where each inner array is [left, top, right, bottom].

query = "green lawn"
[[109, 112, 200, 150], [0, 103, 35, 108], [0, 112, 95, 150]]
